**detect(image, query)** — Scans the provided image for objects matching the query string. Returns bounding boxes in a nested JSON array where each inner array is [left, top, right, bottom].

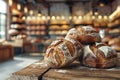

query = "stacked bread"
[[108, 37, 120, 51], [44, 26, 118, 68]]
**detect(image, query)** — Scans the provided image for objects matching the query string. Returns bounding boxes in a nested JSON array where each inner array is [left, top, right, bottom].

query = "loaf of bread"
[[76, 26, 101, 44], [102, 36, 112, 44], [44, 38, 83, 68], [65, 28, 81, 40], [108, 37, 120, 45], [83, 43, 117, 68]]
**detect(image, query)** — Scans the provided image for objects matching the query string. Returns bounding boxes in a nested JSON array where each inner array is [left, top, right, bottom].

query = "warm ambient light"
[[92, 16, 95, 19], [9, 0, 12, 6], [32, 16, 36, 20], [38, 13, 42, 17], [99, 3, 105, 7], [109, 16, 113, 20], [47, 16, 50, 20], [22, 16, 26, 20], [69, 16, 72, 20], [24, 7, 28, 13], [51, 16, 55, 20], [78, 16, 82, 19], [73, 16, 77, 20], [56, 16, 60, 20], [17, 4, 21, 10], [61, 16, 65, 20], [29, 10, 33, 15], [98, 15, 102, 19], [42, 16, 46, 20], [95, 12, 98, 15], [27, 16, 31, 20], [103, 16, 108, 19]]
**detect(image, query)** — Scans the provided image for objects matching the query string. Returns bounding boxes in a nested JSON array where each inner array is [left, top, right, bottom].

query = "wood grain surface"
[[8, 53, 120, 80], [7, 60, 50, 80], [43, 53, 120, 80]]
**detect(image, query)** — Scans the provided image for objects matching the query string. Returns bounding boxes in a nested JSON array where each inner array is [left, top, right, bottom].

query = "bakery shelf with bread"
[[49, 24, 71, 38], [9, 8, 27, 40]]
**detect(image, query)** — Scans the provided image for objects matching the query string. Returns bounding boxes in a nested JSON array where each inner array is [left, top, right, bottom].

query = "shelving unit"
[[9, 9, 27, 40]]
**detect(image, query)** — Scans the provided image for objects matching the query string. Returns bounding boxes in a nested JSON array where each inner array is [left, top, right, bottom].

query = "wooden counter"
[[8, 53, 120, 80], [0, 45, 14, 62]]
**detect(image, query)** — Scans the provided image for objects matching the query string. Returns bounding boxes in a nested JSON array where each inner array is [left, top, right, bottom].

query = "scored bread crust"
[[44, 38, 83, 68], [77, 26, 101, 44], [83, 43, 117, 68]]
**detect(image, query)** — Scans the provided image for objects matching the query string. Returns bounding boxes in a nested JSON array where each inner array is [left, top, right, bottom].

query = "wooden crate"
[[0, 45, 14, 62]]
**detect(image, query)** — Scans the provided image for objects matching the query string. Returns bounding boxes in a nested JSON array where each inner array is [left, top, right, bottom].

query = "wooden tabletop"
[[8, 53, 120, 80]]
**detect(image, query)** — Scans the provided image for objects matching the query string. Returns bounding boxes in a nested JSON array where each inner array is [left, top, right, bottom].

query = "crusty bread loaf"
[[102, 36, 112, 44], [83, 43, 117, 68], [76, 26, 101, 44], [44, 38, 83, 68], [65, 28, 81, 40], [108, 38, 120, 45]]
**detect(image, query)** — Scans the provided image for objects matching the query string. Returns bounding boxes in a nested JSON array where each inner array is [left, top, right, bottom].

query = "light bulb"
[[61, 16, 65, 20], [69, 16, 72, 20], [17, 4, 21, 10], [29, 10, 33, 15], [103, 16, 108, 19], [98, 15, 102, 19], [24, 7, 28, 13], [22, 16, 26, 20], [78, 16, 82, 19], [51, 16, 55, 20], [9, 0, 12, 6], [56, 16, 60, 20], [92, 16, 95, 19]]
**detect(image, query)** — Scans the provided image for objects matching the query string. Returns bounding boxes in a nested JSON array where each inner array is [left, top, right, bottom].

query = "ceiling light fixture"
[[99, 3, 105, 7]]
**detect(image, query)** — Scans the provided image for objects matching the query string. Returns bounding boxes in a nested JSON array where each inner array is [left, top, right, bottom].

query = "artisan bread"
[[108, 37, 120, 45], [65, 28, 81, 40], [76, 26, 101, 44], [44, 38, 83, 68], [83, 43, 117, 68]]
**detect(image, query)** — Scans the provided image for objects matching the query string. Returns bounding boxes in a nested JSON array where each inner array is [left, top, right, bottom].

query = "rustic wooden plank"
[[8, 60, 50, 80], [8, 52, 120, 80]]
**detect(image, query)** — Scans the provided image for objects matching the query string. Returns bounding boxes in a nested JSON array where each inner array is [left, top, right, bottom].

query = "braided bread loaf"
[[83, 43, 117, 68], [44, 38, 83, 68]]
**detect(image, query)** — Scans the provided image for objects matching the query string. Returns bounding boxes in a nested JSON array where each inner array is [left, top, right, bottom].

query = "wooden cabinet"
[[0, 45, 14, 62]]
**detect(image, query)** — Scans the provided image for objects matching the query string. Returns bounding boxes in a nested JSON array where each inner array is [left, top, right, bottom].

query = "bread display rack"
[[9, 9, 27, 40]]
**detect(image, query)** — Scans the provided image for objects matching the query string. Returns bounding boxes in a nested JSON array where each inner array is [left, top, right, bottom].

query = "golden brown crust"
[[65, 40, 75, 57], [83, 54, 97, 67], [83, 43, 117, 68], [56, 47, 64, 64], [77, 26, 101, 44], [96, 50, 106, 68], [44, 38, 83, 68]]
